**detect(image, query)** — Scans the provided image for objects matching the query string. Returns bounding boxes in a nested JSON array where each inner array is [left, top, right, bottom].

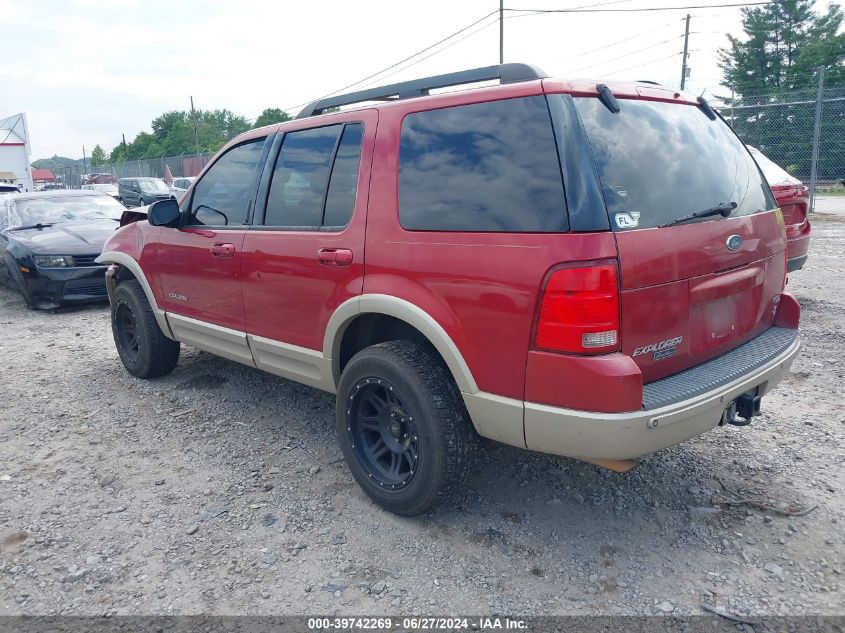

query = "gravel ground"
[[1, 215, 843, 618]]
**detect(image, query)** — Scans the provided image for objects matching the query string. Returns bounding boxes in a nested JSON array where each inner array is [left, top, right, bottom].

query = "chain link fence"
[[717, 79, 845, 215], [51, 152, 214, 190]]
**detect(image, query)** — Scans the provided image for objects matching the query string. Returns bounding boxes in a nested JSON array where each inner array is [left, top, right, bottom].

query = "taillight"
[[534, 261, 620, 354]]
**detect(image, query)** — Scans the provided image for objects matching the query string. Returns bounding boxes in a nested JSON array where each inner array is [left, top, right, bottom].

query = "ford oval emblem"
[[726, 234, 743, 251]]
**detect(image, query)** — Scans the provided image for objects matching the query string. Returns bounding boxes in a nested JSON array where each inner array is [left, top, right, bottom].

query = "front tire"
[[336, 341, 477, 516], [5, 256, 33, 309], [111, 279, 180, 378]]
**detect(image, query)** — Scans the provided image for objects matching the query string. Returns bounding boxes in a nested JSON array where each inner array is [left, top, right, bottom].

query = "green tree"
[[718, 0, 844, 180], [719, 0, 844, 94], [90, 144, 106, 167], [254, 107, 292, 128]]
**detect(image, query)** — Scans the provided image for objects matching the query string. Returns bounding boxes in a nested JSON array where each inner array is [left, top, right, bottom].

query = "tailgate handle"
[[689, 266, 763, 304]]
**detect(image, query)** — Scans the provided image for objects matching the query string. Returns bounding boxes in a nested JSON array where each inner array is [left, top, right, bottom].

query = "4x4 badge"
[[615, 211, 640, 229], [726, 234, 743, 251]]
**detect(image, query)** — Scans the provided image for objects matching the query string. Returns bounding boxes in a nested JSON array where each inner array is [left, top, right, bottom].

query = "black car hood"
[[7, 221, 118, 255]]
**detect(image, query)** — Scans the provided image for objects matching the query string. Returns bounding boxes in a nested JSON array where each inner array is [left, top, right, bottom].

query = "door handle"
[[211, 243, 235, 257], [317, 248, 353, 266]]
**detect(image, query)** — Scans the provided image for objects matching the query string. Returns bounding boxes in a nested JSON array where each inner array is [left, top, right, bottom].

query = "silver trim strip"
[[248, 334, 335, 393], [166, 313, 256, 367]]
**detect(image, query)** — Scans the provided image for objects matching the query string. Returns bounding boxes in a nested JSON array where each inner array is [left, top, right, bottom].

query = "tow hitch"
[[721, 388, 762, 426]]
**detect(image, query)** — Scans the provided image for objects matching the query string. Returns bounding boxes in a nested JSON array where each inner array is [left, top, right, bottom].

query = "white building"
[[0, 113, 34, 192]]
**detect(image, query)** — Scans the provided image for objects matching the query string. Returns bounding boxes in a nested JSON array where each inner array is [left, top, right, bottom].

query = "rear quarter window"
[[574, 98, 776, 231], [398, 96, 568, 232]]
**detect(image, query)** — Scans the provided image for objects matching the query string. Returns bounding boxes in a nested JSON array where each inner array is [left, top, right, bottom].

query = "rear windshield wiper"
[[658, 202, 737, 228], [9, 222, 56, 231]]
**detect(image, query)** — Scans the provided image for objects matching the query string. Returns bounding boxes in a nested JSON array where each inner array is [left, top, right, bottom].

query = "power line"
[[352, 0, 632, 92], [506, 1, 773, 12], [566, 36, 681, 73], [283, 10, 499, 113], [354, 18, 502, 91], [602, 51, 683, 77], [565, 20, 676, 60], [502, 0, 631, 20], [283, 0, 635, 115]]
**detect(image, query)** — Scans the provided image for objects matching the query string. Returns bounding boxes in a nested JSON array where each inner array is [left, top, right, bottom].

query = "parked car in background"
[[118, 177, 173, 207], [83, 183, 121, 201], [169, 177, 196, 199], [84, 173, 118, 185], [98, 64, 801, 516], [0, 183, 19, 195], [0, 190, 124, 309], [748, 147, 811, 272]]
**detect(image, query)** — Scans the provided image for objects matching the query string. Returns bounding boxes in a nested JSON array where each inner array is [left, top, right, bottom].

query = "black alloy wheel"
[[114, 301, 141, 364], [110, 279, 180, 378], [335, 340, 478, 516], [346, 378, 419, 490]]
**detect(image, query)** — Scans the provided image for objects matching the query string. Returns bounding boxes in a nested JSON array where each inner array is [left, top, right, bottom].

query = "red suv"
[[97, 64, 801, 515]]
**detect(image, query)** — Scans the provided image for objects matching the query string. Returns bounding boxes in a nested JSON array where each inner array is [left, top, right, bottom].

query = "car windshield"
[[138, 179, 169, 193], [573, 97, 776, 230], [6, 195, 124, 228]]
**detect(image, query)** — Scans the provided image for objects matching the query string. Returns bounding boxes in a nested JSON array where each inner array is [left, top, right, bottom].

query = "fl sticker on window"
[[615, 211, 640, 229]]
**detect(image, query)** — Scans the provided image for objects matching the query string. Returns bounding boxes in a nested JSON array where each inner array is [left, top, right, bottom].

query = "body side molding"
[[248, 334, 335, 393], [166, 313, 256, 367]]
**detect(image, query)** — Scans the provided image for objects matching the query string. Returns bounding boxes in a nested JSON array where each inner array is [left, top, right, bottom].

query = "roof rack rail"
[[296, 63, 547, 119]]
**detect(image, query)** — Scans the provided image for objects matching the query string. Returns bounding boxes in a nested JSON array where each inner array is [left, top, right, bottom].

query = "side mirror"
[[148, 199, 181, 227]]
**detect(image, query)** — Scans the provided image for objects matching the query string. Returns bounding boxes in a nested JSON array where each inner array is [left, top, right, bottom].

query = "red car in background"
[[749, 147, 811, 272]]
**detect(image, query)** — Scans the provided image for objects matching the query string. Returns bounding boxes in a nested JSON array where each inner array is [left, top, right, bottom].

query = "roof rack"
[[296, 63, 547, 119]]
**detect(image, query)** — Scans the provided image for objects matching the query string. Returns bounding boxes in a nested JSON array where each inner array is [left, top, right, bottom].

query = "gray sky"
[[2, 0, 827, 160]]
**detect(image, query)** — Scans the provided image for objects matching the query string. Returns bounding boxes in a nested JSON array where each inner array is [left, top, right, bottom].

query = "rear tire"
[[111, 279, 179, 378], [336, 340, 477, 516]]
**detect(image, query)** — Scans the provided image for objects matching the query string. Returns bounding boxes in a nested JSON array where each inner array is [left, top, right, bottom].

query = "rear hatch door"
[[573, 89, 787, 383]]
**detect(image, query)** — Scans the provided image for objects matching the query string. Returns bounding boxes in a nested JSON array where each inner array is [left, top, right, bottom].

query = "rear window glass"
[[399, 96, 568, 232], [574, 98, 776, 231]]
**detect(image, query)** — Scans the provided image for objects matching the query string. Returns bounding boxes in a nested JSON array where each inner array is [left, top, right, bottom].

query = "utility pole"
[[82, 145, 87, 177], [680, 13, 691, 90], [499, 0, 504, 64], [190, 96, 200, 156], [808, 65, 825, 213], [122, 133, 127, 157]]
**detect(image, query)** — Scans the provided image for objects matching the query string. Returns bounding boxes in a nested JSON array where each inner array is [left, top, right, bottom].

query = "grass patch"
[[809, 212, 845, 222], [816, 184, 845, 197]]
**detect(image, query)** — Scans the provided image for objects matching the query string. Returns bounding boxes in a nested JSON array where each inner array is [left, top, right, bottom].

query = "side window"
[[323, 124, 363, 227], [398, 96, 568, 232], [263, 123, 363, 229], [187, 138, 266, 226]]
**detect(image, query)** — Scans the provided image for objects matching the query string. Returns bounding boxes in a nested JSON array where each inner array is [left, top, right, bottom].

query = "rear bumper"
[[523, 329, 800, 460], [786, 223, 811, 272], [787, 254, 809, 272]]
